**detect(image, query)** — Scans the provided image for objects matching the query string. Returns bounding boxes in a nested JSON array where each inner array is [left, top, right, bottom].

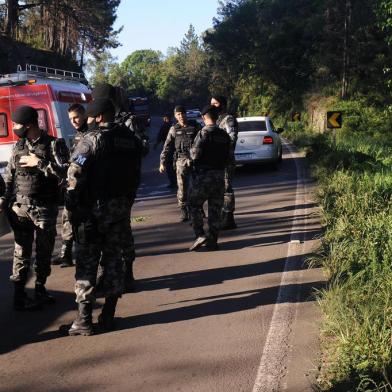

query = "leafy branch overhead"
[[1, 0, 122, 64]]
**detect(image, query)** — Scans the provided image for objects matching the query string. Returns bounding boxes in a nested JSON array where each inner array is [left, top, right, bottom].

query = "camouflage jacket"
[[160, 120, 201, 165], [217, 113, 238, 147], [1, 131, 69, 204], [66, 123, 142, 217]]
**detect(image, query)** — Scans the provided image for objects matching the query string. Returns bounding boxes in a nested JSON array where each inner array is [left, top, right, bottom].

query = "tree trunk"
[[341, 0, 352, 99], [5, 0, 19, 38], [80, 33, 85, 68]]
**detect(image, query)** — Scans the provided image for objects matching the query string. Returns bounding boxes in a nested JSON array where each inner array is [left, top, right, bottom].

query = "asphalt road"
[[0, 118, 323, 392]]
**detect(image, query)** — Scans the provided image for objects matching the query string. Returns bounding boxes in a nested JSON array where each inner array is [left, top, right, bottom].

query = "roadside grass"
[[131, 216, 149, 223], [284, 124, 392, 391]]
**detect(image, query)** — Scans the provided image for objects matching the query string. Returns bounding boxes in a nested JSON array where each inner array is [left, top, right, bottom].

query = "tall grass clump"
[[286, 124, 392, 391]]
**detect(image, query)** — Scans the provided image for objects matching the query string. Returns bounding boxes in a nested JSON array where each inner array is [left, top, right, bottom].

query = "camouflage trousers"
[[166, 156, 177, 187], [8, 202, 58, 284], [122, 195, 136, 263], [188, 169, 225, 241], [223, 163, 236, 213], [74, 197, 131, 303], [176, 158, 191, 208], [122, 221, 135, 262], [61, 207, 74, 242]]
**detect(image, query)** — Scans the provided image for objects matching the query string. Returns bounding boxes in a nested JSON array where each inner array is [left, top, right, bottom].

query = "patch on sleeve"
[[74, 155, 87, 166]]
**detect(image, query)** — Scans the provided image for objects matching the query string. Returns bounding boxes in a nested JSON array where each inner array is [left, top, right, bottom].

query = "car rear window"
[[238, 121, 267, 132]]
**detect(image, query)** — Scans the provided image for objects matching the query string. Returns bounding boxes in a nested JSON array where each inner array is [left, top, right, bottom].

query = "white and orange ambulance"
[[0, 64, 91, 173]]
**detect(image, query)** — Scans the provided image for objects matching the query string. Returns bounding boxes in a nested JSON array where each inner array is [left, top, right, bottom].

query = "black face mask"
[[14, 126, 28, 138], [216, 106, 224, 114]]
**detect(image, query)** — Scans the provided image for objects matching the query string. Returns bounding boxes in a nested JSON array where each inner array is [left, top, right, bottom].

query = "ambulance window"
[[0, 113, 8, 137], [37, 109, 48, 132]]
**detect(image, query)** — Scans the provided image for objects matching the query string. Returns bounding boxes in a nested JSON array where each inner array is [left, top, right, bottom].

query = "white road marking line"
[[252, 141, 308, 392]]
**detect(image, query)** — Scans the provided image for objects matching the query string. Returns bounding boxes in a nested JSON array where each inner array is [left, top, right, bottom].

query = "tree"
[[119, 49, 162, 96], [204, 0, 391, 114], [2, 0, 122, 66], [156, 25, 211, 108], [86, 51, 116, 87], [179, 24, 199, 54]]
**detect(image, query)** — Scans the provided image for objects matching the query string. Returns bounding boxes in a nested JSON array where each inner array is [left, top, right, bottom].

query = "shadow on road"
[[115, 280, 324, 331], [133, 208, 320, 257], [0, 146, 321, 356], [135, 254, 312, 292], [0, 285, 76, 355]]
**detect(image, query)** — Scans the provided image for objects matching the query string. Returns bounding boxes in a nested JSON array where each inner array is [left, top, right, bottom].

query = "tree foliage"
[[88, 1, 392, 116], [1, 0, 121, 65], [88, 24, 211, 110], [205, 0, 391, 115]]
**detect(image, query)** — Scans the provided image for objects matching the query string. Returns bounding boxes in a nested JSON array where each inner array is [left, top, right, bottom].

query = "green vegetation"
[[88, 2, 392, 389], [88, 24, 210, 109], [284, 118, 392, 391], [2, 1, 392, 389], [131, 216, 149, 223], [0, 1, 121, 68]]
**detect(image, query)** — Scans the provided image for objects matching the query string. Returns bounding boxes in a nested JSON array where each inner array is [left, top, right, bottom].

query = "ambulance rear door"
[[49, 85, 91, 148], [0, 85, 15, 170]]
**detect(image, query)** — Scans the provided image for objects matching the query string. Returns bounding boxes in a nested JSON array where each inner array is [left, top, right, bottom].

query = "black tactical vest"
[[196, 126, 231, 170], [174, 123, 198, 157], [87, 124, 141, 201], [14, 134, 59, 201]]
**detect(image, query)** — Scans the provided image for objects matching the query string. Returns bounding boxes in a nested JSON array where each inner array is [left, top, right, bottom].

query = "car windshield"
[[238, 120, 267, 132]]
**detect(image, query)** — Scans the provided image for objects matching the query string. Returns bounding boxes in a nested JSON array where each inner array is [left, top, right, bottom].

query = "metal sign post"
[[326, 111, 343, 146]]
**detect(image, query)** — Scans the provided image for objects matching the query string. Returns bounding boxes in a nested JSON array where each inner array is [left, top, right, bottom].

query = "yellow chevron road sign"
[[327, 111, 342, 129]]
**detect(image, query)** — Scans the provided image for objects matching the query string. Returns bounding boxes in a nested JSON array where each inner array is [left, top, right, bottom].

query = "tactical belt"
[[16, 194, 57, 206], [176, 152, 189, 158]]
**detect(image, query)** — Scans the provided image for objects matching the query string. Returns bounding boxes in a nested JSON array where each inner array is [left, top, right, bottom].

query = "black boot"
[[180, 207, 189, 222], [220, 212, 237, 230], [123, 258, 135, 293], [205, 239, 219, 251], [35, 282, 56, 305], [68, 302, 94, 336], [52, 240, 73, 267], [98, 296, 118, 332], [13, 281, 41, 311]]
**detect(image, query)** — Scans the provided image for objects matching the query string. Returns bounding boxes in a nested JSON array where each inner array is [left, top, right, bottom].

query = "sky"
[[110, 0, 220, 62]]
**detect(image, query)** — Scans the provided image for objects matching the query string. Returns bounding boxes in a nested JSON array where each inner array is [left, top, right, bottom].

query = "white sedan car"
[[234, 116, 283, 167]]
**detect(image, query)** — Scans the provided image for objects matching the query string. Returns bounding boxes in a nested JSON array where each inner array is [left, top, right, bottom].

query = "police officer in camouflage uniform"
[[66, 98, 142, 335], [92, 84, 143, 292], [0, 106, 69, 310], [211, 95, 239, 230], [159, 106, 201, 222], [188, 105, 231, 251], [53, 103, 88, 268]]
